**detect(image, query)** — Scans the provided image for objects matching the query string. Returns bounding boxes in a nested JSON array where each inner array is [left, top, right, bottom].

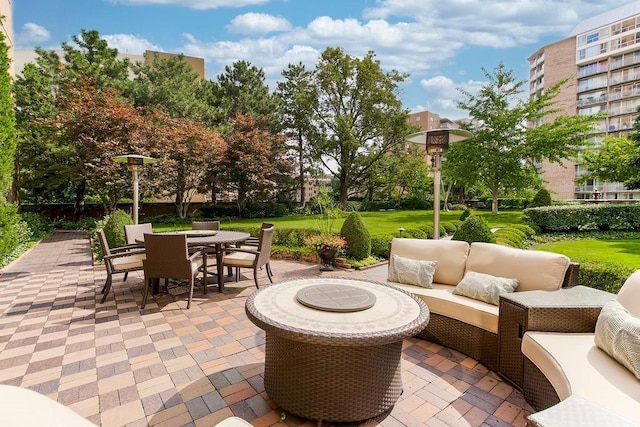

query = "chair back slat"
[[96, 229, 111, 257], [124, 223, 153, 245], [256, 227, 274, 267]]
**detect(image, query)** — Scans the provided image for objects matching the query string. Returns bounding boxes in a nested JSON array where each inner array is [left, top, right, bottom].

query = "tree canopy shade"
[[302, 47, 414, 208], [578, 136, 637, 188], [446, 62, 601, 213], [622, 111, 640, 190], [0, 23, 15, 196]]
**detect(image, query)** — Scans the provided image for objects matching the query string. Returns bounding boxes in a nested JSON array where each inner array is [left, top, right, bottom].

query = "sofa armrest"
[[561, 262, 580, 288]]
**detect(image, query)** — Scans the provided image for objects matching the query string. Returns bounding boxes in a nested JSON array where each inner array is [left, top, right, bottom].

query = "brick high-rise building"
[[530, 1, 640, 201]]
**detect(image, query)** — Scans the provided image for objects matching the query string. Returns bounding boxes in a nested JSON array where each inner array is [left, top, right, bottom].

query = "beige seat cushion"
[[466, 242, 570, 291], [112, 252, 145, 271], [224, 251, 256, 267], [522, 331, 640, 423], [389, 282, 499, 333], [389, 238, 469, 286]]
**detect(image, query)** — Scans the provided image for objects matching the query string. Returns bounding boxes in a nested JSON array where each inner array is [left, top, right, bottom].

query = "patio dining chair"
[[191, 220, 220, 231], [222, 225, 274, 288], [122, 223, 152, 281], [97, 229, 145, 304], [141, 233, 206, 309], [240, 222, 275, 277]]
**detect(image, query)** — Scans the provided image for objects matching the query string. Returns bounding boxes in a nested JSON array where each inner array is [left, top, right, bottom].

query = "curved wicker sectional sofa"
[[385, 238, 578, 371]]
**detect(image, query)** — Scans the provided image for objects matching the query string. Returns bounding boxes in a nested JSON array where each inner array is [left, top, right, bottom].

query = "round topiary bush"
[[340, 211, 371, 261], [452, 215, 495, 244], [441, 221, 457, 235], [530, 187, 552, 208], [103, 210, 133, 248], [509, 223, 536, 238]]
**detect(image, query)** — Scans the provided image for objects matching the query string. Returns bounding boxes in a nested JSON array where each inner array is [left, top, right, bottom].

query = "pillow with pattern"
[[452, 271, 519, 305], [595, 299, 640, 380], [388, 254, 437, 288]]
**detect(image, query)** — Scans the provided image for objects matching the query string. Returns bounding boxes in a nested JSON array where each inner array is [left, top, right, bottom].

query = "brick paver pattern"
[[0, 231, 533, 426]]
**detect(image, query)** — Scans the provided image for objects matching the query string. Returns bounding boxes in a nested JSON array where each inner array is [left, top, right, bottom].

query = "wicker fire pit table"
[[245, 277, 430, 423]]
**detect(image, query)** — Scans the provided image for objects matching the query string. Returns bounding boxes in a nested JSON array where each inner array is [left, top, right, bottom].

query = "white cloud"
[[227, 13, 292, 35], [107, 0, 267, 9], [15, 23, 51, 48], [418, 76, 485, 120], [103, 34, 161, 55]]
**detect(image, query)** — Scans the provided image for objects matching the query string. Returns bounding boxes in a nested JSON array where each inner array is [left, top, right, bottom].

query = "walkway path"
[[0, 231, 533, 426]]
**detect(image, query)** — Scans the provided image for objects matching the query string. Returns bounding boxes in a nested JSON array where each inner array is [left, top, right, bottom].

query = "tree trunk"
[[8, 152, 20, 205], [339, 174, 349, 209], [491, 187, 499, 214], [74, 181, 86, 221]]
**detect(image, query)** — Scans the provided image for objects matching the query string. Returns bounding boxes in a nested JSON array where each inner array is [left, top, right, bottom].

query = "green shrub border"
[[524, 204, 640, 232]]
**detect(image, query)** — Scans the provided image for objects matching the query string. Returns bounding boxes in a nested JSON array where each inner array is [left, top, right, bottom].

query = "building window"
[[415, 116, 420, 121], [586, 32, 599, 43]]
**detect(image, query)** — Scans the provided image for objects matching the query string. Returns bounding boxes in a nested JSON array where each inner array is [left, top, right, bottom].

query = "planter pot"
[[318, 248, 338, 271]]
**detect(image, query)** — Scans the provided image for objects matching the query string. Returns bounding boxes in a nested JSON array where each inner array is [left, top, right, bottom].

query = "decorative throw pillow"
[[594, 299, 640, 380], [388, 254, 437, 288], [452, 271, 519, 305]]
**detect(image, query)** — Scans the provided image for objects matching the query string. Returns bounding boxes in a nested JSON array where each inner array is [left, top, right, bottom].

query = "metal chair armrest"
[[104, 248, 145, 260]]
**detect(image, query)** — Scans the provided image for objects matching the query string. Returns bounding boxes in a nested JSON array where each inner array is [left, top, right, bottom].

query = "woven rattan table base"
[[264, 333, 403, 422]]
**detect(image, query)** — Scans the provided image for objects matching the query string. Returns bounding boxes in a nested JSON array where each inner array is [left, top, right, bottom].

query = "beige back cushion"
[[466, 242, 570, 291], [389, 238, 469, 286], [617, 269, 640, 317]]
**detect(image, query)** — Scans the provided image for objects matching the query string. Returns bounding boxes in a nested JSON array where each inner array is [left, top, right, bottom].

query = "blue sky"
[[13, 0, 636, 119]]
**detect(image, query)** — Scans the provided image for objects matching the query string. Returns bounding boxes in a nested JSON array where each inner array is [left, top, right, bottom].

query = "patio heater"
[[112, 154, 158, 225], [406, 121, 472, 239]]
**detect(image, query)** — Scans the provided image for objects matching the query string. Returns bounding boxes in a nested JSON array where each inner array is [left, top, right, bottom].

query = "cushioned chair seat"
[[522, 331, 640, 423], [389, 282, 499, 333], [223, 251, 256, 267], [111, 253, 145, 270]]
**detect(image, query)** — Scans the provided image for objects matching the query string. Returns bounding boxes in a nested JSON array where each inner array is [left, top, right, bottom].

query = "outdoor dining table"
[[136, 229, 251, 292]]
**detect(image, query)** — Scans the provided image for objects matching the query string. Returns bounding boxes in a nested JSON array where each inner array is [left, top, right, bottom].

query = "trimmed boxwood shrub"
[[579, 261, 634, 294], [452, 215, 495, 244], [441, 221, 457, 235], [524, 204, 640, 232], [494, 228, 526, 248], [340, 211, 371, 260], [509, 223, 536, 238], [460, 208, 472, 221], [371, 234, 394, 259], [530, 187, 552, 208], [103, 210, 133, 248]]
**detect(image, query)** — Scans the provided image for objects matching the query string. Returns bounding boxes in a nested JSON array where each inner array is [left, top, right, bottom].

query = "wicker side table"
[[498, 286, 614, 389], [245, 277, 430, 423]]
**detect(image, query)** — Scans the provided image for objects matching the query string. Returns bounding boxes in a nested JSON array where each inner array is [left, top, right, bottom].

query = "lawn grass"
[[158, 209, 524, 235], [534, 238, 640, 269]]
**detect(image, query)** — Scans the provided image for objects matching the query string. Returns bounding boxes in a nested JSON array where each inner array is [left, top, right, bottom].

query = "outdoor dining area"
[[0, 230, 537, 426]]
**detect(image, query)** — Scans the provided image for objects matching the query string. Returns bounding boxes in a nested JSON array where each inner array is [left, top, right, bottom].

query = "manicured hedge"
[[524, 204, 640, 232]]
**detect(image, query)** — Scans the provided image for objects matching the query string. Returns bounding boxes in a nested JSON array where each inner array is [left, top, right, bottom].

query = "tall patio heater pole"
[[112, 154, 158, 224], [406, 121, 472, 240]]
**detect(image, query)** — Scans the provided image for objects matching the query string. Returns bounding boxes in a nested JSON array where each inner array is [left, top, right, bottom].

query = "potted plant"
[[303, 233, 347, 271]]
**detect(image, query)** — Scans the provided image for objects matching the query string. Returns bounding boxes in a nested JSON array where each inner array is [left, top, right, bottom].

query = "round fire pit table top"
[[295, 283, 376, 312], [246, 277, 429, 346]]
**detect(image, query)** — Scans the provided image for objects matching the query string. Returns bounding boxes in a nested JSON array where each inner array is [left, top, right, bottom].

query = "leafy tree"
[[277, 63, 316, 207], [146, 112, 225, 218], [48, 77, 153, 214], [449, 62, 600, 214], [0, 25, 16, 196], [618, 115, 640, 189], [13, 30, 131, 218], [303, 47, 413, 208], [215, 112, 292, 213], [128, 52, 214, 123], [209, 60, 281, 129], [578, 136, 637, 190]]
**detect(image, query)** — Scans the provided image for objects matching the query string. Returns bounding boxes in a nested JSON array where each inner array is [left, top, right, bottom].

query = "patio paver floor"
[[0, 231, 534, 426]]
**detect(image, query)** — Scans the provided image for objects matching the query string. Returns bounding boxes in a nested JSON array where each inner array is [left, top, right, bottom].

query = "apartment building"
[[530, 1, 640, 201]]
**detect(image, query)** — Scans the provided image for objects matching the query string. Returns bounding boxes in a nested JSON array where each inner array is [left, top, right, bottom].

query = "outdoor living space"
[[0, 231, 535, 427]]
